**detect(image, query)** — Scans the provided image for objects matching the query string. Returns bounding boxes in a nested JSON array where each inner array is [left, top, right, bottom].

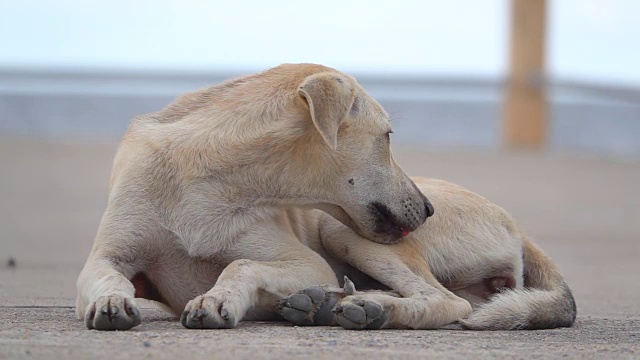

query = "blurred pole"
[[503, 0, 547, 148]]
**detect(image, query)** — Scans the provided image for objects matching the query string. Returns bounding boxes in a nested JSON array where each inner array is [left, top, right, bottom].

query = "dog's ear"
[[298, 72, 355, 151]]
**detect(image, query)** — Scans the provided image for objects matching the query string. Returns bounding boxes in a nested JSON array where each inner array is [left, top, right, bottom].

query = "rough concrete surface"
[[1, 136, 639, 359]]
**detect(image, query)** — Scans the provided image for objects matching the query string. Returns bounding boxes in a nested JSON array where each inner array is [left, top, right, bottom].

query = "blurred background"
[[1, 0, 639, 156], [0, 0, 638, 320]]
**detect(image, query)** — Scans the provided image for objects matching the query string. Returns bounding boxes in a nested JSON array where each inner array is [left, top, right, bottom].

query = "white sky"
[[1, 0, 639, 85]]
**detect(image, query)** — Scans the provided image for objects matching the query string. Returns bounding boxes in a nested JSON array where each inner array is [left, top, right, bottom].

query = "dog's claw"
[[343, 276, 356, 295], [220, 308, 230, 321]]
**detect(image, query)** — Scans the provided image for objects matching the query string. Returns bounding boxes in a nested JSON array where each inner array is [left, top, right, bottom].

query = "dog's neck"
[[165, 123, 341, 208]]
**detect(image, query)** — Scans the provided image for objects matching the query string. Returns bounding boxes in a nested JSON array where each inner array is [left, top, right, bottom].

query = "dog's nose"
[[418, 191, 434, 220], [424, 199, 434, 218]]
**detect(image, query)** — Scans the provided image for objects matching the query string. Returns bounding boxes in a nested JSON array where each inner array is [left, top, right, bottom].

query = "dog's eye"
[[385, 130, 393, 141]]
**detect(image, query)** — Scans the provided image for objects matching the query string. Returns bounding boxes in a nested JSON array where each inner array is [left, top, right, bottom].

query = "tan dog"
[[76, 63, 576, 331]]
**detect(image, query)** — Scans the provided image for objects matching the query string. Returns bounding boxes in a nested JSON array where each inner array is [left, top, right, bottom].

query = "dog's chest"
[[170, 206, 276, 258], [154, 178, 262, 257]]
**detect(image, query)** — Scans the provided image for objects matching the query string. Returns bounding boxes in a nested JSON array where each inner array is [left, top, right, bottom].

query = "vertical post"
[[503, 0, 547, 148]]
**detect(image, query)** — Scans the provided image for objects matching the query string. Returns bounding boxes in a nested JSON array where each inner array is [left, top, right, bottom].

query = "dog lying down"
[[76, 63, 576, 331]]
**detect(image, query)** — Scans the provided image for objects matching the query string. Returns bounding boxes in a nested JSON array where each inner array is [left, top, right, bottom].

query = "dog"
[[76, 63, 576, 331]]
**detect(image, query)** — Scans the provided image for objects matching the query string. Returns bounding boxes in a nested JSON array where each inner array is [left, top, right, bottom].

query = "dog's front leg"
[[76, 204, 167, 330], [76, 254, 141, 330], [319, 219, 472, 330], [180, 225, 339, 329]]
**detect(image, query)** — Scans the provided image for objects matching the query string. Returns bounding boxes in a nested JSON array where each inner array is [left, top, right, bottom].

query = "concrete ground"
[[1, 136, 639, 359]]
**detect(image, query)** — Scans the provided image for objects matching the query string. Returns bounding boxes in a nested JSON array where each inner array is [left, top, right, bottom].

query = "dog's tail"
[[460, 236, 577, 330]]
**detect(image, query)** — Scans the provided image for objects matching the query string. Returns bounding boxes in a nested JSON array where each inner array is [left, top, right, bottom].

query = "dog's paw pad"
[[302, 286, 326, 303], [285, 293, 314, 312], [279, 285, 345, 326], [334, 298, 388, 330], [280, 306, 315, 326], [85, 295, 141, 331]]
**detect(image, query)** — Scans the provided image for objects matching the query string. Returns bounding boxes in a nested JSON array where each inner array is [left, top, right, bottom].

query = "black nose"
[[425, 199, 435, 218], [418, 191, 434, 219]]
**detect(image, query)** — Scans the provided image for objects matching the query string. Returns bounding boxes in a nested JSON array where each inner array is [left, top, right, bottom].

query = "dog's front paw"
[[85, 295, 141, 331], [181, 293, 239, 329], [334, 296, 389, 330]]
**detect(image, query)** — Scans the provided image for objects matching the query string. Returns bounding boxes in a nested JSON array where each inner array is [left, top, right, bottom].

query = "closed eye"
[[385, 130, 394, 142]]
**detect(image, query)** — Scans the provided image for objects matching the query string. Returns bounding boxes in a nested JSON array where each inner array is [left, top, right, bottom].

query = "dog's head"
[[294, 68, 434, 244]]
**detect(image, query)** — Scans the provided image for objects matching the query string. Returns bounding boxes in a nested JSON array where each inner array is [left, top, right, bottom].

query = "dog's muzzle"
[[369, 196, 433, 239]]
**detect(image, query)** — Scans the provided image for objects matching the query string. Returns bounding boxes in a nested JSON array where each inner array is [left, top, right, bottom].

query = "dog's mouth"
[[317, 203, 404, 245], [368, 202, 412, 242]]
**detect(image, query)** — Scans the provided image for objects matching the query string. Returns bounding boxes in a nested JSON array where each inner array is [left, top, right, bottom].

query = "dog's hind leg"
[[319, 219, 472, 330]]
